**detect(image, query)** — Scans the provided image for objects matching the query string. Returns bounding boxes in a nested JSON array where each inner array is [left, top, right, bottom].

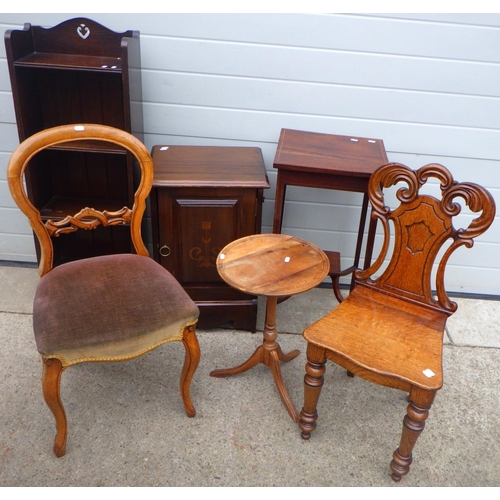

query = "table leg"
[[349, 192, 378, 291], [353, 193, 369, 270], [272, 172, 287, 233], [268, 349, 300, 422], [209, 295, 300, 422], [364, 209, 378, 269], [209, 344, 265, 378]]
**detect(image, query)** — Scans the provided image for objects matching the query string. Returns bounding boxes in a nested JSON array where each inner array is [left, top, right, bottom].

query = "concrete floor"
[[1, 262, 499, 487]]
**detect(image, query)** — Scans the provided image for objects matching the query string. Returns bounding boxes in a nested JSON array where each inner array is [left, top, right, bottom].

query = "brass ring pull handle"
[[159, 245, 171, 257]]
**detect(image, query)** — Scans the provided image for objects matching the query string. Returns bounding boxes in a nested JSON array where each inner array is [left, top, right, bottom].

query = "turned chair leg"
[[180, 324, 200, 418], [41, 357, 67, 457], [299, 344, 327, 440], [390, 387, 436, 482]]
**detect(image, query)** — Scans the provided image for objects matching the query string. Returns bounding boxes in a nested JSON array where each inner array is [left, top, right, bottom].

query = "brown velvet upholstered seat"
[[8, 124, 201, 457], [298, 163, 496, 482], [34, 254, 199, 365]]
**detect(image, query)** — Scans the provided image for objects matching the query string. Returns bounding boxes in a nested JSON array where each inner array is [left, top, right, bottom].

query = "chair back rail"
[[7, 124, 153, 276]]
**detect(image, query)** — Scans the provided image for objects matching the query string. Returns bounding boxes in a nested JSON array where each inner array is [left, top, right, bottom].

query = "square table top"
[[152, 145, 270, 188], [273, 129, 388, 178]]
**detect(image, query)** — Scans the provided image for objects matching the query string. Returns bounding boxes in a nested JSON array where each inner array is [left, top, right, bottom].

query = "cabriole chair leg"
[[180, 324, 200, 418], [42, 357, 67, 457]]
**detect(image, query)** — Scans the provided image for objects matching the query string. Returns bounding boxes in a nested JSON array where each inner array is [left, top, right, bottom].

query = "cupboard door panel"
[[174, 198, 240, 283]]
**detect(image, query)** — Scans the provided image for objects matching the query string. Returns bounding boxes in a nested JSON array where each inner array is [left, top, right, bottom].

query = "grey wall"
[[1, 13, 499, 295]]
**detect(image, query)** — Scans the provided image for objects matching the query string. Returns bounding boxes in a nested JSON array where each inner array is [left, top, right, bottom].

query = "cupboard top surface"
[[273, 128, 388, 177], [151, 146, 270, 189]]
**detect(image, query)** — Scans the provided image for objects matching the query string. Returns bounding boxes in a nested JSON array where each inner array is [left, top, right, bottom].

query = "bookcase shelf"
[[5, 17, 143, 266]]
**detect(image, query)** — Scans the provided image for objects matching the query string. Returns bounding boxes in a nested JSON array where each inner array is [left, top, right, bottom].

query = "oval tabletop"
[[217, 233, 329, 297]]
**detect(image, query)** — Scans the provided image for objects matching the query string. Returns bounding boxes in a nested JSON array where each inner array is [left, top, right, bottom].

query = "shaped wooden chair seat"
[[304, 285, 445, 392], [8, 124, 201, 457], [298, 163, 496, 481]]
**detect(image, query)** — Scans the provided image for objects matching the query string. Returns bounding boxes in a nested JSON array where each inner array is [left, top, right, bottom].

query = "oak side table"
[[150, 146, 270, 331], [210, 233, 329, 422], [272, 129, 388, 293]]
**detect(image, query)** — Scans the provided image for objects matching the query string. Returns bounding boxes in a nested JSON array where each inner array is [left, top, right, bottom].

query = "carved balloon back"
[[7, 124, 153, 277], [355, 163, 496, 314]]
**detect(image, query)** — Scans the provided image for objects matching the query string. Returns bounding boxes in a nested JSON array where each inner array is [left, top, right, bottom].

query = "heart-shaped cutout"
[[77, 24, 90, 40]]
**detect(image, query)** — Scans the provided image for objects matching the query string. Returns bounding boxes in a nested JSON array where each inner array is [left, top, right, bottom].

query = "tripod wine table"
[[209, 233, 329, 422]]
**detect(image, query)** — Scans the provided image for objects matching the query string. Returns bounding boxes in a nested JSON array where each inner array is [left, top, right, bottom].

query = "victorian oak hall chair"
[[298, 163, 495, 481], [7, 124, 201, 457]]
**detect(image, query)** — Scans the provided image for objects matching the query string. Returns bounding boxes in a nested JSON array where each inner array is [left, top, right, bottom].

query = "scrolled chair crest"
[[367, 163, 418, 216], [368, 163, 494, 231], [442, 182, 496, 241]]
